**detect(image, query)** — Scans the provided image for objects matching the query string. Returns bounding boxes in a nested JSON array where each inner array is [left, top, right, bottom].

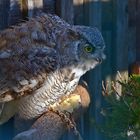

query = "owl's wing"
[[0, 27, 58, 103]]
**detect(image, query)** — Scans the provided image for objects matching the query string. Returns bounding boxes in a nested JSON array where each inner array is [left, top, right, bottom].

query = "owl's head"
[[59, 25, 105, 70]]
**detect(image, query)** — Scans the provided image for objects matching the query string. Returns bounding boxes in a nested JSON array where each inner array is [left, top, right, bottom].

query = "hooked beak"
[[95, 57, 103, 63], [95, 53, 106, 64]]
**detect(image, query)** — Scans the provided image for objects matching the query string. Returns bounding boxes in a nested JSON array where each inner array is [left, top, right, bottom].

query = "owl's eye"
[[84, 44, 95, 53]]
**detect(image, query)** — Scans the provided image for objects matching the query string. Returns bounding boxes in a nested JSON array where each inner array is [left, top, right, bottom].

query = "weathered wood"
[[0, 0, 10, 29], [130, 61, 140, 74], [13, 112, 66, 140], [101, 0, 114, 78], [8, 0, 57, 24], [136, 0, 140, 61], [43, 0, 55, 14], [56, 0, 74, 24], [115, 0, 128, 70], [113, 0, 128, 81], [28, 0, 43, 17], [21, 0, 28, 19], [128, 0, 136, 65], [128, 0, 136, 27], [101, 2, 116, 140], [73, 0, 84, 24], [8, 0, 23, 25]]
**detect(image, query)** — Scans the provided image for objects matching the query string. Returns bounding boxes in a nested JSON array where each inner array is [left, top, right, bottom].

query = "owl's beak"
[[95, 57, 103, 64], [95, 52, 106, 64]]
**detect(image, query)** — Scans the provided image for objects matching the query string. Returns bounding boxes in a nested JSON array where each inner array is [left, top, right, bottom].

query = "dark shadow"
[[0, 118, 14, 140], [0, 0, 10, 30]]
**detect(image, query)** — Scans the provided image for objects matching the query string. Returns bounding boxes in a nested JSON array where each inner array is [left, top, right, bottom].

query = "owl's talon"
[[48, 108, 77, 131]]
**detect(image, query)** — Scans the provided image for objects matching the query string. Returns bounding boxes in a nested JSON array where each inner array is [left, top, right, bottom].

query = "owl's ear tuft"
[[74, 25, 105, 49]]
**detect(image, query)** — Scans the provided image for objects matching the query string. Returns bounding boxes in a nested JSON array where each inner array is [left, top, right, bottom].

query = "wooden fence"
[[0, 0, 138, 140]]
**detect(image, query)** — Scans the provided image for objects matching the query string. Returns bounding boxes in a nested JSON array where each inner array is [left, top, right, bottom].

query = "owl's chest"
[[65, 68, 85, 93], [45, 68, 82, 95], [18, 68, 85, 119], [46, 67, 85, 94]]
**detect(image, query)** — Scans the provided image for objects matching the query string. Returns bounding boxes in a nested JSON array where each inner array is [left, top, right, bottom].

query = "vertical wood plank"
[[21, 0, 28, 19], [55, 0, 74, 24], [0, 0, 10, 29], [73, 0, 84, 24], [43, 0, 55, 14], [8, 0, 28, 25], [128, 0, 136, 65], [113, 0, 128, 79], [136, 0, 140, 61], [8, 0, 24, 25], [55, 0, 61, 16], [28, 0, 43, 17], [28, 0, 34, 17], [101, 0, 114, 78], [101, 2, 115, 140]]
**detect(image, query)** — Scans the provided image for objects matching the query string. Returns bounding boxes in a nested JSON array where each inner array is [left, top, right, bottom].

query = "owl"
[[0, 13, 105, 124]]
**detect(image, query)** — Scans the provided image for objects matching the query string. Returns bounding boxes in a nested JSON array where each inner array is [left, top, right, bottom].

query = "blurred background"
[[0, 0, 139, 140]]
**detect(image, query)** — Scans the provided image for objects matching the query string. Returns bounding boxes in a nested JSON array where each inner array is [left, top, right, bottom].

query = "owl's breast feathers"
[[0, 14, 69, 102]]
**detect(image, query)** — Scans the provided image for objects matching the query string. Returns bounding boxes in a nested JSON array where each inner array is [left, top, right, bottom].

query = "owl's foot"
[[48, 107, 83, 140]]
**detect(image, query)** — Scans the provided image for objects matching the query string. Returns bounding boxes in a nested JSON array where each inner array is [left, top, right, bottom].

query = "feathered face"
[[77, 37, 105, 63], [58, 26, 105, 69]]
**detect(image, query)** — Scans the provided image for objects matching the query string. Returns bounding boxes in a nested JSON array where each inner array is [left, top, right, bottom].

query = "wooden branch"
[[13, 83, 90, 140], [43, 0, 56, 14]]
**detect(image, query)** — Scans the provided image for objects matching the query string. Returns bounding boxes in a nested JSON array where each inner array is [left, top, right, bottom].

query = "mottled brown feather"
[[0, 14, 70, 102]]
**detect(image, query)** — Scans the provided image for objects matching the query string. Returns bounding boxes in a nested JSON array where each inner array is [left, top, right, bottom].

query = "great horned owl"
[[0, 13, 105, 124]]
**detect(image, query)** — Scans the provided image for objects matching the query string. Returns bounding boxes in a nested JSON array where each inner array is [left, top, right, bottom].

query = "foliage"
[[100, 74, 140, 140]]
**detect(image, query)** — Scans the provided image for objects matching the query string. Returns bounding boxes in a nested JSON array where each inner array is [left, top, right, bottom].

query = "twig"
[[111, 82, 138, 117]]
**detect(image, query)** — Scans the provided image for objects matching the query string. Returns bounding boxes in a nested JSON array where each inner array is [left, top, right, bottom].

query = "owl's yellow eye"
[[84, 44, 95, 53]]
